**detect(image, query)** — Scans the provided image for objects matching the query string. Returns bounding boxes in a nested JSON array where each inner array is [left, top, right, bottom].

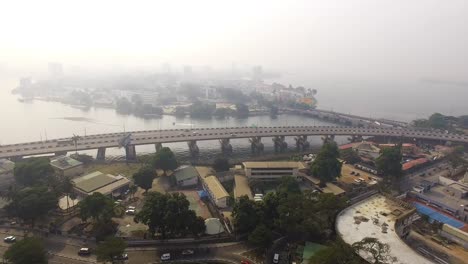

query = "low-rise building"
[[201, 175, 229, 208], [173, 166, 199, 187], [72, 171, 130, 198], [50, 155, 84, 177], [242, 161, 306, 180]]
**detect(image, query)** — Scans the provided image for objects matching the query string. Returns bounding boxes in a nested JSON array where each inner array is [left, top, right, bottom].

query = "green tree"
[[129, 184, 138, 199], [133, 166, 155, 193], [13, 158, 54, 186], [214, 107, 229, 118], [213, 157, 230, 172], [235, 103, 249, 118], [428, 113, 448, 129], [78, 192, 114, 223], [116, 97, 133, 114], [309, 240, 363, 264], [248, 224, 273, 249], [70, 153, 94, 164], [458, 115, 468, 128], [134, 192, 203, 239], [232, 195, 259, 233], [190, 101, 216, 118], [352, 237, 394, 264], [446, 145, 466, 167], [4, 236, 48, 264], [340, 148, 361, 164], [95, 237, 126, 263], [151, 147, 178, 175], [311, 142, 342, 187], [376, 145, 402, 188], [6, 186, 58, 227]]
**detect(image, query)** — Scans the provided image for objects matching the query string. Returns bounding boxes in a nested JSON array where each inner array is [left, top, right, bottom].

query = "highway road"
[[1, 125, 467, 159]]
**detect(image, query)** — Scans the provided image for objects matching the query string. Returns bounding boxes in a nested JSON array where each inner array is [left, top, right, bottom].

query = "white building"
[[173, 166, 199, 187], [242, 161, 307, 180]]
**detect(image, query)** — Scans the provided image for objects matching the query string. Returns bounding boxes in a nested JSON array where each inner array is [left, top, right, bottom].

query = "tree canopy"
[[213, 157, 230, 172], [352, 237, 394, 264], [13, 158, 54, 186], [78, 192, 114, 222], [235, 103, 249, 118], [134, 192, 205, 239], [151, 147, 178, 173], [248, 224, 273, 248], [310, 141, 342, 186], [6, 186, 58, 226], [95, 237, 126, 263], [376, 145, 402, 188], [4, 237, 48, 264], [309, 240, 363, 264], [133, 165, 155, 192]]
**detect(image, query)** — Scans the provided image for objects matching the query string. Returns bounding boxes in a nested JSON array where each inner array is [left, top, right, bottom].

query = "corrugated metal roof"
[[203, 175, 229, 199], [173, 166, 199, 181], [242, 161, 306, 169], [73, 171, 122, 193], [50, 156, 83, 170]]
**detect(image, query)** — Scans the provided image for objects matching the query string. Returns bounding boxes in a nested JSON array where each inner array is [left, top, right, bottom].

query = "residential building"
[[201, 175, 229, 208], [242, 161, 307, 180], [72, 171, 130, 198], [50, 155, 84, 177], [173, 166, 199, 187]]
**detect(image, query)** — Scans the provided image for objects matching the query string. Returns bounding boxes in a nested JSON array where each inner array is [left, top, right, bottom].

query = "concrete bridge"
[[0, 126, 466, 161]]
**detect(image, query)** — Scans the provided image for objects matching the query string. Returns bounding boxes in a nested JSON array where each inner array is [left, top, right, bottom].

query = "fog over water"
[[1, 0, 468, 157]]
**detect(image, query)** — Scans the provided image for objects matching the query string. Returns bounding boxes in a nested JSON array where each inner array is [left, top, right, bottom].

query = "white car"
[[125, 209, 136, 215], [161, 253, 171, 261], [4, 236, 16, 243], [127, 206, 136, 210]]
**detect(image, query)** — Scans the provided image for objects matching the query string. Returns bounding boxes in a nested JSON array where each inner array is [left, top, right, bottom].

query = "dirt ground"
[[339, 164, 380, 185], [170, 190, 212, 219]]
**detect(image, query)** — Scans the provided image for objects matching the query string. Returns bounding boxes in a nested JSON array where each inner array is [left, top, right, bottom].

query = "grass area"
[[84, 162, 143, 178]]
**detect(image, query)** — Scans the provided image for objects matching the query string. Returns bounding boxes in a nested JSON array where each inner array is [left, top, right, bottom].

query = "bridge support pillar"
[[125, 145, 137, 161], [155, 143, 163, 152], [10, 156, 23, 162], [219, 138, 232, 154], [187, 140, 199, 156], [249, 137, 263, 154], [294, 135, 310, 151], [273, 136, 288, 152], [322, 135, 335, 144], [96, 147, 106, 161]]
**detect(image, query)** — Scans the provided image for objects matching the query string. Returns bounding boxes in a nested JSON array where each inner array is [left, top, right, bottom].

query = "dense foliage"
[[133, 165, 155, 192], [376, 145, 402, 188], [311, 141, 342, 186], [13, 158, 54, 186], [78, 192, 115, 222], [213, 157, 230, 172], [95, 237, 127, 263], [134, 192, 205, 239], [4, 237, 48, 264], [150, 147, 178, 174], [232, 177, 346, 248], [6, 186, 58, 226]]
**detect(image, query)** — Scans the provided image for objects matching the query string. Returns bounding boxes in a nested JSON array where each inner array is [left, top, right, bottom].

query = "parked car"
[[127, 206, 136, 210], [113, 253, 129, 260], [182, 249, 195, 255], [125, 209, 136, 215], [3, 236, 16, 243], [78, 248, 91, 256], [273, 253, 280, 264], [161, 253, 171, 261], [241, 260, 250, 264]]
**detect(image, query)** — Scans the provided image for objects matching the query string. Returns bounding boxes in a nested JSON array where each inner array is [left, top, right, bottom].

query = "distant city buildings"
[[48, 62, 64, 79]]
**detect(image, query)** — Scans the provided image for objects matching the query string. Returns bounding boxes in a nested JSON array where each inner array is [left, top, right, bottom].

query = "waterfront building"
[[50, 155, 84, 178], [173, 165, 199, 187], [242, 161, 307, 180], [72, 171, 130, 198], [201, 175, 229, 208]]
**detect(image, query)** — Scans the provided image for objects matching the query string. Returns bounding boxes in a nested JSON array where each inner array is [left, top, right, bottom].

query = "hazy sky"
[[1, 0, 468, 80]]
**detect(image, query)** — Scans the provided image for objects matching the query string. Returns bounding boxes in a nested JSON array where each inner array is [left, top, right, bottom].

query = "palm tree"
[[71, 134, 81, 154]]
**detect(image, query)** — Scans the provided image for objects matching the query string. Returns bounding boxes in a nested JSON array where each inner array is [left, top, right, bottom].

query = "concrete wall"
[[177, 176, 198, 187]]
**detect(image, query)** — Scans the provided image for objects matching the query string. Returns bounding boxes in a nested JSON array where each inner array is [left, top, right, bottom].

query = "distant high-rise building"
[[161, 62, 171, 74], [48, 62, 64, 79], [183, 65, 193, 76], [19, 77, 32, 88], [252, 65, 263, 82]]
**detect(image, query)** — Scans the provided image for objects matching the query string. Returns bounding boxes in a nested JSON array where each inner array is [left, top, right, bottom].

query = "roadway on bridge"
[[0, 126, 467, 159]]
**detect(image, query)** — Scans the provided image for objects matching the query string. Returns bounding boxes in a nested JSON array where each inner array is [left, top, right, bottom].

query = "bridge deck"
[[0, 126, 466, 159]]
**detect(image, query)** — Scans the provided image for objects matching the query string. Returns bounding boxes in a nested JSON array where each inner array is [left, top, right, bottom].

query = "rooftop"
[[242, 161, 306, 169], [402, 158, 429, 171], [203, 175, 229, 199], [50, 155, 83, 170], [73, 171, 129, 194], [421, 185, 468, 209], [173, 166, 199, 182], [337, 194, 432, 264], [234, 174, 253, 199], [321, 182, 346, 196]]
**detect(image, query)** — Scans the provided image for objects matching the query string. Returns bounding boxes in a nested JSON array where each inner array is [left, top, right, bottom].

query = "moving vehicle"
[[4, 236, 16, 243], [161, 253, 171, 261], [78, 248, 91, 256], [182, 249, 195, 255]]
